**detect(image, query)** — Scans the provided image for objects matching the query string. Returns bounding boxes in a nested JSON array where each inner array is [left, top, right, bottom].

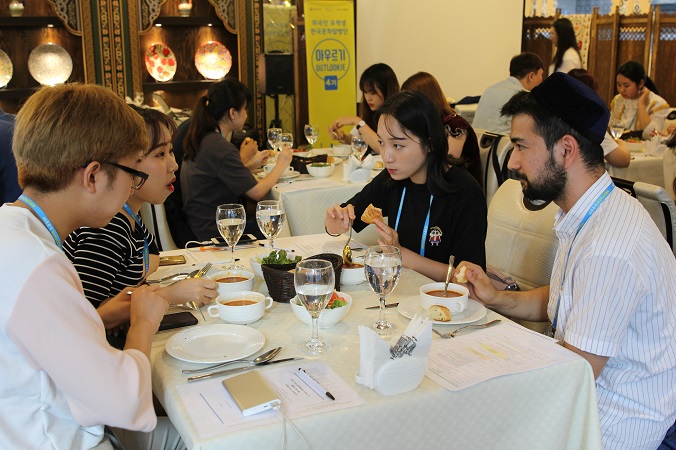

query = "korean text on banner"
[[305, 0, 357, 148]]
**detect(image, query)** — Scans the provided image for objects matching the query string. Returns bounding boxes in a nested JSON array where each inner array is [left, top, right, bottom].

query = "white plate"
[[279, 170, 301, 180], [397, 297, 487, 325], [165, 324, 265, 364]]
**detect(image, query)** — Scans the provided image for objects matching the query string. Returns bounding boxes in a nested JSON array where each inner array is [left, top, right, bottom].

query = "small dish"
[[306, 163, 335, 178], [279, 170, 301, 180], [397, 297, 487, 325], [290, 292, 352, 328]]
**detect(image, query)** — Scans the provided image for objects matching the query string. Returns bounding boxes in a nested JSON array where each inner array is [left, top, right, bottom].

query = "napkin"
[[356, 314, 432, 395], [343, 154, 375, 183], [645, 135, 667, 156]]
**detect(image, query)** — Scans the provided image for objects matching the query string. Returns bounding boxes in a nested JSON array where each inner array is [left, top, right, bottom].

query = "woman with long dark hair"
[[610, 61, 670, 140], [181, 78, 292, 240], [402, 71, 482, 187], [549, 18, 582, 75], [329, 63, 399, 155], [325, 91, 486, 281]]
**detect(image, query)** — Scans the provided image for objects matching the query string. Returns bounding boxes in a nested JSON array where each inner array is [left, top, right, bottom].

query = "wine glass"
[[295, 259, 335, 354], [609, 121, 624, 140], [256, 200, 285, 249], [304, 124, 319, 147], [364, 245, 402, 335], [351, 135, 367, 159], [215, 204, 245, 269], [267, 128, 282, 151], [279, 133, 293, 152]]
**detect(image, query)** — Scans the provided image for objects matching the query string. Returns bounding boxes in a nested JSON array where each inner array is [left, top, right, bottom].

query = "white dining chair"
[[486, 179, 560, 333], [140, 202, 179, 251], [475, 129, 515, 207]]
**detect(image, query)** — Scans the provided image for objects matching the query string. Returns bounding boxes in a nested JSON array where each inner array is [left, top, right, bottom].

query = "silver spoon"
[[182, 346, 283, 374], [342, 218, 354, 265], [443, 255, 455, 297]]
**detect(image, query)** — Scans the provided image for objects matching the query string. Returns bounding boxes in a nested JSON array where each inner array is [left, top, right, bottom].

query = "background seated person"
[[181, 77, 292, 241], [326, 91, 487, 282]]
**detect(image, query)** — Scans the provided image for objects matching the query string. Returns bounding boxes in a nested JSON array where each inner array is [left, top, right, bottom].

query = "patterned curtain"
[[568, 14, 592, 69]]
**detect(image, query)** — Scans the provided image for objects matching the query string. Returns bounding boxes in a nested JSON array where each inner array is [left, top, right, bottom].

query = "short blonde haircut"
[[13, 83, 148, 192]]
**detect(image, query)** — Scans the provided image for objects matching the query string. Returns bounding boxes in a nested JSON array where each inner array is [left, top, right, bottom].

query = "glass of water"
[[256, 200, 285, 249], [278, 133, 293, 152], [267, 128, 282, 151], [295, 259, 335, 354], [304, 124, 319, 147], [215, 204, 245, 268], [351, 135, 367, 159], [609, 122, 624, 140], [364, 245, 402, 335]]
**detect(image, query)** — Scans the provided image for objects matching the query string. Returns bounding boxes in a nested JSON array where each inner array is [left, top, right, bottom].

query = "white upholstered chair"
[[140, 203, 178, 251], [475, 128, 514, 207], [486, 179, 560, 332]]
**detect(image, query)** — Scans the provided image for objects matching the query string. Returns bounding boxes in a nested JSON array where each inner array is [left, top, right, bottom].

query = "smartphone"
[[159, 255, 187, 266], [158, 311, 198, 331], [211, 234, 257, 246]]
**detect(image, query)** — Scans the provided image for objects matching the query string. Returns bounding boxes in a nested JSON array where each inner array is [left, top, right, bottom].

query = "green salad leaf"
[[261, 249, 301, 265]]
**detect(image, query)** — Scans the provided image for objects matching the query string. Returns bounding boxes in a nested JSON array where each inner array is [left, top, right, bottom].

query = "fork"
[[186, 262, 211, 321], [433, 319, 501, 339], [342, 219, 353, 265]]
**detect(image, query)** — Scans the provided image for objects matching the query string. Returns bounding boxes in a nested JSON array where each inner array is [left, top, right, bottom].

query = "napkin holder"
[[645, 136, 667, 156], [343, 155, 375, 183]]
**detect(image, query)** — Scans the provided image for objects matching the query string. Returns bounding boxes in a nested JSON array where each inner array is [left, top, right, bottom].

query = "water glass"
[[267, 128, 282, 151], [364, 245, 402, 335], [215, 204, 245, 268], [279, 133, 293, 152], [609, 122, 624, 140], [304, 124, 319, 147], [351, 135, 367, 159], [295, 259, 335, 354], [256, 200, 285, 249]]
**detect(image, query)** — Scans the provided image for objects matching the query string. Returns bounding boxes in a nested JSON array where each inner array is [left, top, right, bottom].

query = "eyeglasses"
[[83, 161, 149, 190]]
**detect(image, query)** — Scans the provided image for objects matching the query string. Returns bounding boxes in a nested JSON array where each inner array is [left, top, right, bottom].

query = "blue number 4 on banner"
[[324, 76, 338, 90]]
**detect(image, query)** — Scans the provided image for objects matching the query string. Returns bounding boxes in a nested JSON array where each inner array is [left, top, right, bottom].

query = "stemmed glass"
[[279, 133, 293, 152], [304, 124, 319, 148], [256, 200, 285, 249], [267, 128, 282, 151], [295, 259, 335, 354], [351, 135, 367, 160], [364, 245, 402, 335], [609, 121, 624, 140], [215, 204, 245, 269]]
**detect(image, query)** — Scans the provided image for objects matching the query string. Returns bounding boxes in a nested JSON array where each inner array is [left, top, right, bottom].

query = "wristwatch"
[[356, 120, 366, 129]]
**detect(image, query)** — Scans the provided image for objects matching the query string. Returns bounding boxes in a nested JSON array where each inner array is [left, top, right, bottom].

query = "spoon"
[[342, 218, 353, 265], [443, 255, 455, 297], [182, 346, 283, 374]]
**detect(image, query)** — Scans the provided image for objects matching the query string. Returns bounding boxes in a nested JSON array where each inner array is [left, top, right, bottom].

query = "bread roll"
[[454, 266, 468, 284], [361, 204, 383, 224], [427, 305, 451, 322]]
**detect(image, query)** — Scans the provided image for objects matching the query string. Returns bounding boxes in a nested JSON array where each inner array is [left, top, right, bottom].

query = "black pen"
[[295, 368, 336, 401]]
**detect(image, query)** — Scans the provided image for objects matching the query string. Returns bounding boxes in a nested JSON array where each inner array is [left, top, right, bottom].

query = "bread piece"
[[427, 305, 452, 322], [361, 204, 383, 224], [454, 265, 468, 284]]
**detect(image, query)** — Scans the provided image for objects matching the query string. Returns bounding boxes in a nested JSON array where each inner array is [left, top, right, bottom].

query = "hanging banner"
[[304, 0, 356, 148]]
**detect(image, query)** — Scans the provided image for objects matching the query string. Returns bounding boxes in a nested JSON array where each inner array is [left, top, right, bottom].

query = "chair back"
[[663, 148, 675, 201], [140, 203, 178, 251], [475, 129, 514, 206], [612, 177, 676, 255]]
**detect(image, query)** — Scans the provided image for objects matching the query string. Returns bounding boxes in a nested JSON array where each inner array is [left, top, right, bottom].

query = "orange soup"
[[344, 263, 364, 269], [223, 300, 257, 306], [216, 276, 249, 283], [425, 289, 463, 298]]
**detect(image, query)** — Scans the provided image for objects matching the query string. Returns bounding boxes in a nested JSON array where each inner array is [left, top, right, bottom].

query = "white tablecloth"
[[151, 237, 602, 450], [608, 153, 665, 187], [267, 165, 382, 244]]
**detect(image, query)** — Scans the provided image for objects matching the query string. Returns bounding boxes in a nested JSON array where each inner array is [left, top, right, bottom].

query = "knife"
[[187, 357, 303, 382], [365, 303, 399, 310]]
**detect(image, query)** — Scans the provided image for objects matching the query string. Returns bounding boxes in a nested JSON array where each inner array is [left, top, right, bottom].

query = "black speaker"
[[258, 53, 294, 96]]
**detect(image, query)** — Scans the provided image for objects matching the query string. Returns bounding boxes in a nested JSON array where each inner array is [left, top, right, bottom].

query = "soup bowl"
[[208, 269, 255, 295], [419, 282, 469, 314], [208, 291, 273, 324]]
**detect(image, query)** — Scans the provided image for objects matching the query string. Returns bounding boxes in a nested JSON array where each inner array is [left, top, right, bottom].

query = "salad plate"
[[166, 324, 265, 364], [397, 297, 487, 325]]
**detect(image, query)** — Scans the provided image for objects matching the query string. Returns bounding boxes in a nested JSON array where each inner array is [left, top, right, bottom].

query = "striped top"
[[549, 172, 676, 449], [64, 212, 159, 307]]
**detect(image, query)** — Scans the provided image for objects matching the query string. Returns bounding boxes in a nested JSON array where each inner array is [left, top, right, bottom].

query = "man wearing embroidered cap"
[[459, 73, 676, 449]]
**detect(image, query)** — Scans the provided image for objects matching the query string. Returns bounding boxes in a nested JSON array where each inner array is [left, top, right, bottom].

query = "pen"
[[295, 368, 335, 401]]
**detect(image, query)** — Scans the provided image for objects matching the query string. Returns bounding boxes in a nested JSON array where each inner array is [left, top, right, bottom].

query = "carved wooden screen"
[[650, 9, 676, 105], [522, 13, 560, 71], [588, 8, 619, 104]]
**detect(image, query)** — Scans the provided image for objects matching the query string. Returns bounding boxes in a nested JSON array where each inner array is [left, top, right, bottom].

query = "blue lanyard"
[[123, 203, 150, 276], [393, 187, 434, 257], [551, 183, 614, 333], [19, 194, 62, 250]]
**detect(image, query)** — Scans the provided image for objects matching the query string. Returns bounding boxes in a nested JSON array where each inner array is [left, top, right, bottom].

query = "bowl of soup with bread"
[[208, 270, 254, 295], [419, 282, 469, 315]]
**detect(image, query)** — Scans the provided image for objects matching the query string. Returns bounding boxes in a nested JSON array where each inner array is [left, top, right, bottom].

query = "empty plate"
[[145, 43, 177, 82], [194, 41, 232, 80], [0, 49, 12, 88], [28, 43, 72, 86], [165, 324, 265, 364]]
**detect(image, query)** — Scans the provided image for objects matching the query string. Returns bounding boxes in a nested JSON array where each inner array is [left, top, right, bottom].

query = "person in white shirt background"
[[549, 17, 583, 75], [458, 73, 676, 450]]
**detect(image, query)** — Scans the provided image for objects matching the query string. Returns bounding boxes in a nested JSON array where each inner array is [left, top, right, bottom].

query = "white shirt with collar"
[[473, 76, 525, 135], [548, 172, 676, 450]]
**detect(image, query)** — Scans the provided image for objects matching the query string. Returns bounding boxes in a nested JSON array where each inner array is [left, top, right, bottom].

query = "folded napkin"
[[356, 314, 432, 395], [343, 155, 375, 183], [645, 135, 667, 156]]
